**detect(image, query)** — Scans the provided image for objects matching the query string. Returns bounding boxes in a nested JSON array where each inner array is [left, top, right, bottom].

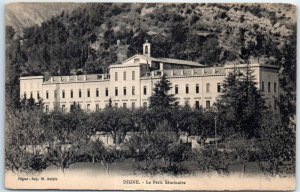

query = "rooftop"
[[121, 54, 204, 67]]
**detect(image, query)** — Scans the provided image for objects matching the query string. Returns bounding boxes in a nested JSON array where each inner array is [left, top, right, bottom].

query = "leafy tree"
[[225, 136, 256, 176], [124, 131, 175, 173], [194, 146, 232, 175], [45, 110, 95, 173], [83, 140, 119, 174], [277, 27, 296, 126], [5, 108, 48, 172], [258, 111, 295, 176], [149, 74, 178, 108], [94, 107, 133, 144]]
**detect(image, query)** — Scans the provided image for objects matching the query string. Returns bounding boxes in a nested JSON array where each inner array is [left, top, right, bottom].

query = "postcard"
[[5, 2, 296, 190]]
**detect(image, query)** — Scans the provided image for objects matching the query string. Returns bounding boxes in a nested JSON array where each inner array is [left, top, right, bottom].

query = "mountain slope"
[[6, 2, 81, 34]]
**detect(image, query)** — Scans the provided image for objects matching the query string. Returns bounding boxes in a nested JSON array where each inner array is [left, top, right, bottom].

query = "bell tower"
[[143, 40, 151, 57]]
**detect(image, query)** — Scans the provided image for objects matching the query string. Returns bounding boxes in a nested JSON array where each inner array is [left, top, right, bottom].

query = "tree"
[[70, 101, 81, 112], [194, 146, 232, 175], [225, 136, 256, 177], [94, 107, 133, 144], [277, 27, 296, 126], [216, 64, 266, 138], [124, 131, 175, 173], [45, 110, 95, 173], [5, 108, 48, 172], [83, 140, 118, 174], [258, 111, 295, 176], [149, 74, 178, 108], [19, 97, 44, 111]]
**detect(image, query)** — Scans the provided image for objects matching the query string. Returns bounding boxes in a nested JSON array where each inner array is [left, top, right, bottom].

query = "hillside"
[[6, 2, 81, 34], [5, 3, 297, 111]]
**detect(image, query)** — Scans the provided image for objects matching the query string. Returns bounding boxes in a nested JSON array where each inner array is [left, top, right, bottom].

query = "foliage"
[[149, 74, 178, 108], [93, 107, 134, 144], [194, 146, 232, 175], [258, 114, 295, 176], [44, 110, 96, 172], [5, 108, 48, 172], [83, 140, 119, 174], [216, 64, 266, 138], [225, 136, 256, 175]]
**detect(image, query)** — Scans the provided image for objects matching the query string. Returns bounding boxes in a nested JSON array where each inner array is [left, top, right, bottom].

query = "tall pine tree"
[[149, 74, 178, 108], [217, 64, 266, 138]]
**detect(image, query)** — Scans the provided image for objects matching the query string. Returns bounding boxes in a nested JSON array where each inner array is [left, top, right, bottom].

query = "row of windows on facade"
[[44, 100, 212, 113], [114, 71, 135, 81], [24, 83, 220, 100], [261, 82, 277, 93], [23, 82, 277, 100]]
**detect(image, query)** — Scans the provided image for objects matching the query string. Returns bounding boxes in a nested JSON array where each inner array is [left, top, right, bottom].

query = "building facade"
[[19, 41, 279, 112]]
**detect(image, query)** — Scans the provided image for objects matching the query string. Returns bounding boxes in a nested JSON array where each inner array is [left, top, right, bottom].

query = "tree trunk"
[[106, 166, 110, 175], [60, 167, 66, 175], [242, 163, 246, 177]]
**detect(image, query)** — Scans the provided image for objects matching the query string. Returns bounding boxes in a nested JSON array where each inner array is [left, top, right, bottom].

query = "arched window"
[[145, 45, 148, 54]]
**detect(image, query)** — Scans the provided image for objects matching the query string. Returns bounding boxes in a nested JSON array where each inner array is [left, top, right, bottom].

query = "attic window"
[[134, 58, 140, 63]]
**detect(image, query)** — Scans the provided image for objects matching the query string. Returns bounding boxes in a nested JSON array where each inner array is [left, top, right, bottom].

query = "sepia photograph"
[[4, 2, 296, 190]]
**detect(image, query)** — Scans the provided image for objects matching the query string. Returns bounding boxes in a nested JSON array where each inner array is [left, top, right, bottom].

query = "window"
[[274, 99, 277, 110], [132, 86, 135, 95], [175, 85, 178, 94], [143, 102, 147, 108], [143, 86, 147, 95], [96, 104, 99, 111], [206, 100, 210, 109], [62, 90, 65, 98], [123, 71, 126, 81], [46, 91, 48, 99], [37, 91, 40, 99], [115, 103, 118, 108], [132, 71, 135, 80], [123, 87, 127, 96], [123, 103, 127, 108], [268, 82, 271, 92], [274, 83, 277, 93], [196, 84, 199, 93], [115, 87, 118, 96], [87, 89, 90, 97], [96, 88, 99, 97], [105, 88, 108, 97], [79, 89, 82, 98], [145, 45, 148, 54], [115, 72, 118, 81], [186, 84, 189, 94], [195, 101, 200, 109], [206, 83, 210, 93], [62, 105, 65, 113], [132, 102, 135, 109], [54, 90, 57, 98], [217, 83, 221, 93], [30, 91, 33, 98], [87, 104, 90, 112], [70, 90, 73, 98], [45, 105, 49, 113], [261, 82, 265, 91], [24, 92, 27, 98]]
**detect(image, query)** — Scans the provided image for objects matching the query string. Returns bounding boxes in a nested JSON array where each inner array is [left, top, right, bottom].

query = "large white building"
[[19, 41, 279, 112]]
